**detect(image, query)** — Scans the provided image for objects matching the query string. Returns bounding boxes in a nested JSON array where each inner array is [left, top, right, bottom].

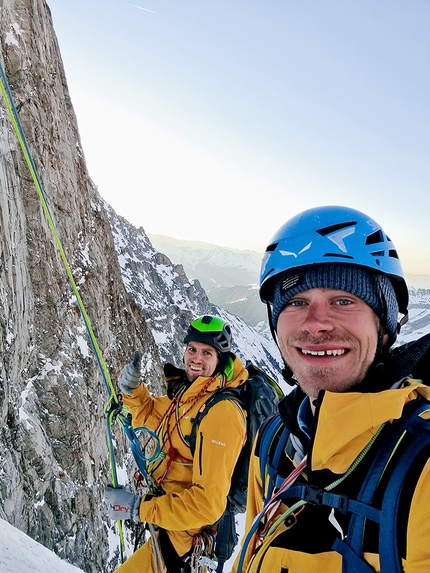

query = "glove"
[[118, 351, 142, 395], [104, 484, 141, 522]]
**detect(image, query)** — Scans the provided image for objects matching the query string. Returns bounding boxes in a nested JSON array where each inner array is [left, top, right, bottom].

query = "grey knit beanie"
[[272, 263, 399, 343]]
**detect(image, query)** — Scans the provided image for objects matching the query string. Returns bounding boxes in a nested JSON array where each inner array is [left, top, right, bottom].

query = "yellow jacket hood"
[[313, 379, 430, 473]]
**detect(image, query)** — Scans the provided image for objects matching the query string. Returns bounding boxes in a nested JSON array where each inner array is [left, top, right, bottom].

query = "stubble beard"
[[293, 362, 362, 400], [282, 333, 369, 400]]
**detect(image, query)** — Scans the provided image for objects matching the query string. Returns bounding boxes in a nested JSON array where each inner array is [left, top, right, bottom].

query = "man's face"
[[184, 341, 219, 382], [277, 287, 386, 401]]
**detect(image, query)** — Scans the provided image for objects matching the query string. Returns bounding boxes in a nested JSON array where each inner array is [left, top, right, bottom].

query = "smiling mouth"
[[300, 348, 347, 356]]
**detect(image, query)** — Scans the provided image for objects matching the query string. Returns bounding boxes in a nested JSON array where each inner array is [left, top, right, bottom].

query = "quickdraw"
[[186, 529, 218, 573]]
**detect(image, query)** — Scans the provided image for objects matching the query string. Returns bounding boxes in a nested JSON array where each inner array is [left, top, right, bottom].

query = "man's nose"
[[301, 301, 335, 335]]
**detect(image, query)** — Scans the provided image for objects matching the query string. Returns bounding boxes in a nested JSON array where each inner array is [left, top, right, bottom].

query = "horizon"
[[148, 232, 430, 289]]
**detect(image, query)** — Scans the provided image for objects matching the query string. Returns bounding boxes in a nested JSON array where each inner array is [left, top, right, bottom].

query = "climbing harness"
[[0, 59, 158, 563], [235, 419, 386, 573], [136, 372, 223, 490]]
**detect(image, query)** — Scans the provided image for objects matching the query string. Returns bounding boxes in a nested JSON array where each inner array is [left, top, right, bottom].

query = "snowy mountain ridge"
[[148, 233, 263, 289], [107, 206, 284, 385], [0, 1, 284, 567]]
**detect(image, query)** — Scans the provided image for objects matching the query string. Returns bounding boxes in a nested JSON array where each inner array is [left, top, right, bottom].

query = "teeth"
[[301, 348, 346, 356]]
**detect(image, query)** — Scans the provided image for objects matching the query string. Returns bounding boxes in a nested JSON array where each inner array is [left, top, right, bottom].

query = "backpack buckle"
[[304, 485, 349, 514], [304, 484, 324, 505]]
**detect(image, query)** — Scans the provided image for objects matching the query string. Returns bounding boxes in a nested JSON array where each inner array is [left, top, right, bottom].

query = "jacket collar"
[[312, 379, 430, 474], [279, 378, 430, 474]]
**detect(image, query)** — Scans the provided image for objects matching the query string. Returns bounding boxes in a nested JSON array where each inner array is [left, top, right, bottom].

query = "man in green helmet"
[[105, 315, 248, 573]]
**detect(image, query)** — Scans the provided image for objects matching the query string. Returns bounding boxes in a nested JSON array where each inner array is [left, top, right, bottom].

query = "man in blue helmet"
[[232, 206, 430, 573]]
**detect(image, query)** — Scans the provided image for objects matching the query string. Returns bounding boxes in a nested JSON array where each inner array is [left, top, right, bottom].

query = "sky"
[[46, 0, 430, 274]]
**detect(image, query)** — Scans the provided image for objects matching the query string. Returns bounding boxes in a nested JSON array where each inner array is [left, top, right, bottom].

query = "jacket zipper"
[[307, 390, 324, 474], [199, 431, 204, 475]]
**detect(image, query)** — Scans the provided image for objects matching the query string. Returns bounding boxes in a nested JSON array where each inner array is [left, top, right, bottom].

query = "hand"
[[104, 484, 141, 522], [118, 351, 142, 395]]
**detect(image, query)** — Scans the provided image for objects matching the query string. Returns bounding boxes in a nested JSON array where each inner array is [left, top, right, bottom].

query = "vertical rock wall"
[[0, 1, 164, 570]]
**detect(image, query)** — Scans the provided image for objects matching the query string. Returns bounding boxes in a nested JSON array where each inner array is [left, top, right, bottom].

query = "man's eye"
[[289, 299, 304, 307], [337, 299, 350, 306]]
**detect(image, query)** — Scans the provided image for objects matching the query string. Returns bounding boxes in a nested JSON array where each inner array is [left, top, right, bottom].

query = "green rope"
[[0, 60, 128, 559]]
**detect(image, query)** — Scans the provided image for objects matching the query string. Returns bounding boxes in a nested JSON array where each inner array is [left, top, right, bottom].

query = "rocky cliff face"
[[0, 1, 164, 571], [0, 2, 282, 571]]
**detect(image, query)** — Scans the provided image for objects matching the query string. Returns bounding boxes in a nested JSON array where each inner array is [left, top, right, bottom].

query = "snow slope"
[[0, 515, 244, 573]]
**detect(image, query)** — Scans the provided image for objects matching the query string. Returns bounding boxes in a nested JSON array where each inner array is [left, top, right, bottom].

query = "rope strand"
[[0, 58, 155, 564]]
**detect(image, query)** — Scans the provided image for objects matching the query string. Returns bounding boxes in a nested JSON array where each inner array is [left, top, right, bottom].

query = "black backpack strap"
[[275, 483, 381, 523], [332, 539, 377, 573], [245, 361, 284, 400], [256, 413, 290, 503], [213, 507, 237, 573], [186, 388, 243, 456], [378, 414, 430, 572], [266, 400, 430, 573], [390, 333, 430, 384]]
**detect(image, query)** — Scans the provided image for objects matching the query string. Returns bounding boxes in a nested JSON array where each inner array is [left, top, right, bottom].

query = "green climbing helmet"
[[183, 315, 232, 353]]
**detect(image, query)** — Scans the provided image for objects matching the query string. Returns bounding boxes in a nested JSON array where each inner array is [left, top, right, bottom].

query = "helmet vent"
[[323, 253, 354, 260], [365, 230, 384, 245], [370, 251, 384, 257], [266, 242, 278, 253], [316, 221, 357, 236], [389, 249, 399, 259]]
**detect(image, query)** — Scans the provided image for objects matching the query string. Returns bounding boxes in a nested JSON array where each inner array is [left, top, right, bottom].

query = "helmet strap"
[[355, 325, 390, 393], [267, 302, 299, 388], [267, 303, 279, 347]]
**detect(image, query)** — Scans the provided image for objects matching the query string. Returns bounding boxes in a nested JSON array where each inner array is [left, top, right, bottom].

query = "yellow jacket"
[[233, 379, 430, 573], [123, 354, 248, 557]]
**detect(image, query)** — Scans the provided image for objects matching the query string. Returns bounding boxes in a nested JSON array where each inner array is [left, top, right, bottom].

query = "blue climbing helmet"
[[260, 205, 409, 320], [183, 315, 232, 353]]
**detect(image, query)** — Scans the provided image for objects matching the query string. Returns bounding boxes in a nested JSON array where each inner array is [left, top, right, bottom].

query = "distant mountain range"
[[148, 233, 430, 336], [148, 234, 262, 289]]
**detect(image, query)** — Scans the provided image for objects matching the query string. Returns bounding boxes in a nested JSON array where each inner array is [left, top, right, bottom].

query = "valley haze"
[[148, 233, 430, 291]]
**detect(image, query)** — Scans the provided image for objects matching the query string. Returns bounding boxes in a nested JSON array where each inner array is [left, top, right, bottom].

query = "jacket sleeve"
[[138, 399, 246, 530], [230, 437, 264, 573], [122, 382, 170, 428]]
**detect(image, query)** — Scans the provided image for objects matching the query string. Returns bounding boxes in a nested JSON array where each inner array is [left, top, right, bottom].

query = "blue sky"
[[47, 0, 430, 275]]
